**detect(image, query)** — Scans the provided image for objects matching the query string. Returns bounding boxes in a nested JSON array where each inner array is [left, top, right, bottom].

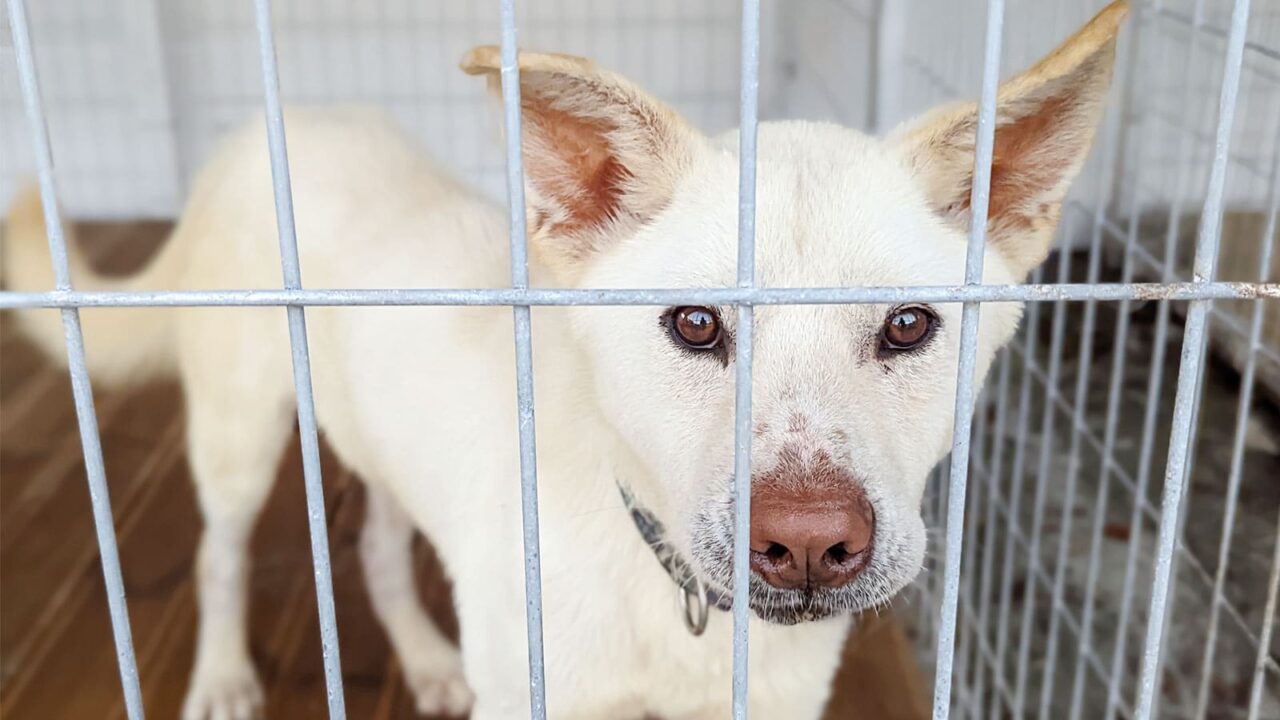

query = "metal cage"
[[1, 0, 1278, 719]]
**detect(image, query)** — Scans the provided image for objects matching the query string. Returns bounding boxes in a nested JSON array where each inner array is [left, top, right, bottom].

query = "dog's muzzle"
[[619, 476, 882, 631]]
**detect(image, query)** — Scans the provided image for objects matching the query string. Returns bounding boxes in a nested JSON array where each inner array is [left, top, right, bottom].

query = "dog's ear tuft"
[[462, 46, 704, 275], [890, 0, 1128, 277]]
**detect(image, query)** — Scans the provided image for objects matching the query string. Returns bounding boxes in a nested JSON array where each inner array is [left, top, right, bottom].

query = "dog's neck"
[[532, 313, 724, 620], [616, 481, 732, 614], [535, 315, 680, 517]]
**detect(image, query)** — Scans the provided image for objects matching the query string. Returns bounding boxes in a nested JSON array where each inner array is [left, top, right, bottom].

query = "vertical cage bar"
[[1247, 506, 1280, 720], [1193, 125, 1278, 719], [6, 2, 146, 717], [955, 384, 991, 714], [931, 0, 1003, 716], [1039, 21, 1133, 710], [1106, 3, 1208, 714], [1069, 11, 1148, 718], [250, 1, 346, 716], [1150, 306, 1212, 716], [969, 349, 1011, 716], [989, 266, 1043, 719], [1038, 203, 1104, 720], [732, 1, 761, 717], [968, 385, 994, 713], [1015, 212, 1075, 717], [496, 0, 548, 716], [1134, 0, 1252, 717]]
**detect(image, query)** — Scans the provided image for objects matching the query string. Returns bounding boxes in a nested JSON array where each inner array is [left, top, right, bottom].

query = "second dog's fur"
[[4, 3, 1127, 718]]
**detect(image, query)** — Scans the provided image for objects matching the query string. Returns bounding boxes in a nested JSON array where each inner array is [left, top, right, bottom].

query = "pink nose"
[[748, 483, 875, 590]]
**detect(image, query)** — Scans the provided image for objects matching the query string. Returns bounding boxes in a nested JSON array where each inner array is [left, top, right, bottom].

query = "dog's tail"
[[2, 184, 179, 387]]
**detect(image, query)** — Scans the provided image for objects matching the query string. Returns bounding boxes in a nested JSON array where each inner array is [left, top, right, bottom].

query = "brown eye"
[[669, 306, 722, 349], [881, 306, 936, 352]]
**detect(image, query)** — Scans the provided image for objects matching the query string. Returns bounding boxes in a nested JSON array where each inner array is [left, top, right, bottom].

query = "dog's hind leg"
[[360, 483, 473, 716], [179, 323, 295, 720]]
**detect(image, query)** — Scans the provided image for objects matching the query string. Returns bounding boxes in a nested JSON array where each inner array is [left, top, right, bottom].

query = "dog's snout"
[[748, 483, 874, 590]]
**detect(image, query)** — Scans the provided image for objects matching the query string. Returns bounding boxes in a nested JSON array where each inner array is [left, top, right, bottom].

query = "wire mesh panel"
[[2, 1, 1278, 719], [0, 0, 180, 217], [819, 2, 1280, 719]]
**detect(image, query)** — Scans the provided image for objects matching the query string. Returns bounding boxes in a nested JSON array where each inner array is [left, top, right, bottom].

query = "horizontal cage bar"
[[0, 281, 1274, 310]]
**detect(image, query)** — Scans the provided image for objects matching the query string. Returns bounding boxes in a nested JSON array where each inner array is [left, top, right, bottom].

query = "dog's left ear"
[[890, 0, 1128, 276], [462, 46, 705, 277]]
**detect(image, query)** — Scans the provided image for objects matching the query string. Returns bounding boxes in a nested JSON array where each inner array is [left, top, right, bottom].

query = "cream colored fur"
[[2, 3, 1125, 718]]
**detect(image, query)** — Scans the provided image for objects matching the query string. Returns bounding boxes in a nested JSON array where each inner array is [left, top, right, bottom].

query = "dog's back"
[[3, 107, 513, 389], [176, 107, 512, 292]]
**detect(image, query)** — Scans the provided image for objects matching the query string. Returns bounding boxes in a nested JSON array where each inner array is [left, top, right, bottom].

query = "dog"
[[3, 3, 1126, 718]]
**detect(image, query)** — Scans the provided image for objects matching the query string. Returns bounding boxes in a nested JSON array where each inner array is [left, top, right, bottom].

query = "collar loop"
[[679, 575, 710, 636], [617, 482, 732, 636]]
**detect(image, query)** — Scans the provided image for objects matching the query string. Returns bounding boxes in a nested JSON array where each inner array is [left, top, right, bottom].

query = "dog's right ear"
[[888, 0, 1128, 278], [462, 47, 704, 276]]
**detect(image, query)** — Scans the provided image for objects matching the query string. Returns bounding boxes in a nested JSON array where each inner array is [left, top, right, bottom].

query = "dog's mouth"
[[698, 576, 866, 625]]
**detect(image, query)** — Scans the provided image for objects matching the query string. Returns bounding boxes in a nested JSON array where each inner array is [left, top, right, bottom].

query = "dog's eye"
[[669, 306, 722, 350], [880, 306, 936, 353]]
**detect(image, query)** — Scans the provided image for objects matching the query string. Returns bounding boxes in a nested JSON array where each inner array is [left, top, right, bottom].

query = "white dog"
[[4, 3, 1125, 718]]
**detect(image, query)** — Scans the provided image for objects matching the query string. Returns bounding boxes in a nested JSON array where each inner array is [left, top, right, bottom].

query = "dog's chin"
[[699, 573, 895, 626], [746, 589, 849, 625]]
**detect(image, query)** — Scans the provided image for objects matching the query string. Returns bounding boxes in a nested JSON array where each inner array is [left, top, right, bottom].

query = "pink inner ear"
[[950, 91, 1078, 230], [988, 93, 1076, 227], [522, 100, 634, 239]]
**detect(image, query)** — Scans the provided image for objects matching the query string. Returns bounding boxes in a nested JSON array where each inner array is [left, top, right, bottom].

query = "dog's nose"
[[748, 483, 874, 590]]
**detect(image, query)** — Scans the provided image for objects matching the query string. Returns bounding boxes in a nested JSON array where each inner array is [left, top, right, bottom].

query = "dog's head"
[[463, 1, 1126, 623]]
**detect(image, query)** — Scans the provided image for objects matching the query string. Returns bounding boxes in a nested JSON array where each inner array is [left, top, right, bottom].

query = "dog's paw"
[[407, 668, 473, 717], [399, 647, 473, 717], [181, 660, 264, 720]]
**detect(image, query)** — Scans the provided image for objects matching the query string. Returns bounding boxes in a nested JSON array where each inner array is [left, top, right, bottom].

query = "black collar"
[[617, 482, 732, 613]]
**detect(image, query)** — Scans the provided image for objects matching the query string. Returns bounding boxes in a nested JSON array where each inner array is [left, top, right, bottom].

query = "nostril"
[[764, 542, 790, 562], [750, 540, 807, 590], [824, 542, 852, 566]]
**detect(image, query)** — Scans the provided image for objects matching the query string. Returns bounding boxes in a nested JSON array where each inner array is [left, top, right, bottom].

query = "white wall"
[[1, 0, 182, 216], [3, 0, 1278, 222], [1, 0, 746, 218]]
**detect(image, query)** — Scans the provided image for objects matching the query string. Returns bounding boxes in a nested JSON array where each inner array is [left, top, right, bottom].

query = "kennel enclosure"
[[2, 0, 1279, 719]]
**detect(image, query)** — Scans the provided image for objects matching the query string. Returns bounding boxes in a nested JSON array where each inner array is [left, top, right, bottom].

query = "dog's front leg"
[[449, 511, 540, 720], [457, 634, 536, 719], [454, 587, 536, 720], [182, 385, 297, 720], [360, 483, 473, 716]]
